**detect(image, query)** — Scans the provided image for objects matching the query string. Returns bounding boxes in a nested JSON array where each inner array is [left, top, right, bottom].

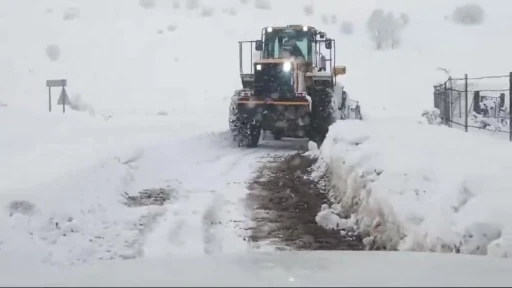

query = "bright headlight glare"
[[267, 26, 273, 32], [256, 64, 262, 71], [283, 61, 292, 72]]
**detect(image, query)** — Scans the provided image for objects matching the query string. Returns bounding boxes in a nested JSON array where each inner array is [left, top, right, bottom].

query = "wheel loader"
[[229, 25, 350, 148]]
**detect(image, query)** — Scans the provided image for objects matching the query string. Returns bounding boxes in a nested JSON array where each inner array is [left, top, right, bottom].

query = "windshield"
[[262, 29, 313, 61]]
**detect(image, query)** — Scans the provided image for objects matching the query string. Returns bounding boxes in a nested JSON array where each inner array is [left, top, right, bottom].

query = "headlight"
[[256, 64, 262, 71], [283, 61, 292, 72]]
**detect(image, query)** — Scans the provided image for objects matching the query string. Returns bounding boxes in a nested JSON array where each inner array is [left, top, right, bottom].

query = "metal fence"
[[433, 72, 512, 141]]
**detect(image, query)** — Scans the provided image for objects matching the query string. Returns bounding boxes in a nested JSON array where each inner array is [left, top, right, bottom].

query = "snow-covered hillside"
[[5, 0, 512, 118], [1, 0, 512, 281]]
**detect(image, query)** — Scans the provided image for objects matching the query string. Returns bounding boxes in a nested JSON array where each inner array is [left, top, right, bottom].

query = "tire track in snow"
[[139, 136, 307, 257], [142, 189, 235, 256]]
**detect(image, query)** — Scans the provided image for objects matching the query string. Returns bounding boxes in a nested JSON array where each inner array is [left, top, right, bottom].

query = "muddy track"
[[246, 152, 365, 251]]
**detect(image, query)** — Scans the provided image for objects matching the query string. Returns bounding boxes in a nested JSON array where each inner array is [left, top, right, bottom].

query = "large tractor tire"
[[229, 90, 242, 141], [308, 86, 337, 147], [229, 91, 261, 148], [240, 122, 261, 147]]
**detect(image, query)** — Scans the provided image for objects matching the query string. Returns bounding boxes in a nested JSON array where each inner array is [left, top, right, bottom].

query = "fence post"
[[448, 77, 453, 127], [509, 72, 512, 142], [464, 74, 468, 132], [443, 81, 448, 126], [433, 86, 437, 109], [48, 87, 52, 112], [473, 91, 480, 114]]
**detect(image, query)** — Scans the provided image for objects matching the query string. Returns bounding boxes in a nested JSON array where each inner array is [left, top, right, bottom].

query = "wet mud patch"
[[122, 187, 175, 207], [121, 187, 177, 258], [247, 153, 364, 251]]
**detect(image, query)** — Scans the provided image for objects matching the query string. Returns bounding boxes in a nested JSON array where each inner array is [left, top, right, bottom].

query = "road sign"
[[46, 79, 67, 87], [57, 87, 71, 106]]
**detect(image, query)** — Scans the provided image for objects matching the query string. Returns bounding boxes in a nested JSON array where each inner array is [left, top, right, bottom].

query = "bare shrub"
[[451, 4, 484, 25]]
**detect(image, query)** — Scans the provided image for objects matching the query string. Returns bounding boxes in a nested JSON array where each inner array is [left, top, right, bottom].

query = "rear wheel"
[[230, 90, 260, 147]]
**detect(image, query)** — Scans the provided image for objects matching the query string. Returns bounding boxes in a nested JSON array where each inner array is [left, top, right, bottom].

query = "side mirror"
[[333, 65, 346, 76], [325, 39, 332, 50], [255, 40, 263, 51], [319, 33, 326, 39]]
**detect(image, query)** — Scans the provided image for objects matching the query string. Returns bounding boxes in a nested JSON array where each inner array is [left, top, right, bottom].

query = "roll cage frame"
[[238, 25, 336, 75]]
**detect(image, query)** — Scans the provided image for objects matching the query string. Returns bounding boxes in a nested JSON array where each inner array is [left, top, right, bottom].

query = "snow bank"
[[315, 119, 512, 257]]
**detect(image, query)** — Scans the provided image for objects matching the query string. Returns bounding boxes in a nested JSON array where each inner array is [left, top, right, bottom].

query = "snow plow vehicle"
[[229, 25, 352, 148]]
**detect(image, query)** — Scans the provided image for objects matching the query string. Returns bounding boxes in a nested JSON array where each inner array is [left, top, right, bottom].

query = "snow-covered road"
[[3, 0, 512, 285], [130, 133, 309, 257], [136, 133, 298, 256], [4, 251, 512, 286], [0, 114, 307, 265]]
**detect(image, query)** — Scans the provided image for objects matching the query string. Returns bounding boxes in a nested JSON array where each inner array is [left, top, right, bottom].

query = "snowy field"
[[1, 0, 512, 285]]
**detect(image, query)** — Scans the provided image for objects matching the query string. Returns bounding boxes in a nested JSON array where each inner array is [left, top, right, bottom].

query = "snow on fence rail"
[[433, 73, 512, 141]]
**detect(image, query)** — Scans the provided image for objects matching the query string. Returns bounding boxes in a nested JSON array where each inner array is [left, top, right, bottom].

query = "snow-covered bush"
[[421, 108, 442, 125], [303, 5, 313, 16], [167, 24, 178, 32], [139, 0, 156, 9], [321, 14, 329, 25], [45, 44, 61, 62], [186, 0, 199, 10], [366, 9, 409, 50], [399, 12, 410, 25], [222, 7, 237, 16], [69, 93, 95, 115], [172, 0, 180, 9], [62, 7, 80, 20], [470, 112, 507, 132], [340, 21, 354, 35], [330, 15, 337, 24], [200, 6, 214, 17], [254, 0, 271, 10], [8, 200, 36, 217], [451, 4, 485, 25]]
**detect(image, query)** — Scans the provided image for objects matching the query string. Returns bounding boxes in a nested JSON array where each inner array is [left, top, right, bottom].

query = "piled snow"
[[315, 203, 356, 231], [315, 118, 512, 257]]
